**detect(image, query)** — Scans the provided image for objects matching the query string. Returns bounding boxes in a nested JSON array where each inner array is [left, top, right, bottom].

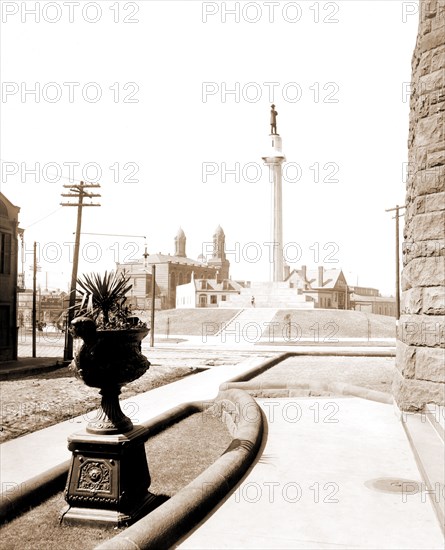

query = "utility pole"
[[32, 241, 37, 358], [150, 264, 156, 347], [61, 181, 101, 361], [385, 204, 406, 320]]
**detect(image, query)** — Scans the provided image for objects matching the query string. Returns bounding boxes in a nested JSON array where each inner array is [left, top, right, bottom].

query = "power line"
[[25, 206, 64, 229]]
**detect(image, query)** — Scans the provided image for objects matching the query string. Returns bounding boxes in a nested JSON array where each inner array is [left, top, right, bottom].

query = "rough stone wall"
[[394, 0, 445, 411]]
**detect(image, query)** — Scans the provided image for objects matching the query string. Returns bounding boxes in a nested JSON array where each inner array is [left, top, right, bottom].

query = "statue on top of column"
[[270, 104, 278, 135]]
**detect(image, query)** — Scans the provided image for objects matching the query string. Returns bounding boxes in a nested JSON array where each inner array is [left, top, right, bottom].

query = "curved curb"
[[95, 389, 263, 550], [220, 381, 393, 404], [0, 460, 70, 523]]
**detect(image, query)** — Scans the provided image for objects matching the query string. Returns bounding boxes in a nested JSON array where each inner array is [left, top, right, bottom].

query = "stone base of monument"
[[61, 425, 155, 528]]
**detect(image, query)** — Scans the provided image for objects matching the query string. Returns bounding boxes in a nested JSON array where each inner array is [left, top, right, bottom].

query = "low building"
[[176, 276, 244, 308], [18, 289, 67, 330], [349, 286, 396, 317], [0, 193, 21, 361], [286, 266, 349, 309]]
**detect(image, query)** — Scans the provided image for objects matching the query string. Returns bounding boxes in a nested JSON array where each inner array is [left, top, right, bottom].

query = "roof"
[[286, 267, 346, 290], [193, 279, 243, 292], [0, 192, 20, 218], [350, 294, 396, 303], [117, 253, 216, 270]]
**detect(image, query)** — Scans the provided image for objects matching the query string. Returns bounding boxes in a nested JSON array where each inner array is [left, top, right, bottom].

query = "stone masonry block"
[[398, 313, 445, 347], [415, 114, 444, 147], [396, 340, 417, 379], [424, 191, 445, 210], [401, 287, 423, 314], [393, 369, 445, 411], [423, 286, 445, 314], [412, 211, 445, 240], [415, 165, 445, 194], [415, 347, 445, 382], [418, 69, 444, 94], [402, 257, 445, 289]]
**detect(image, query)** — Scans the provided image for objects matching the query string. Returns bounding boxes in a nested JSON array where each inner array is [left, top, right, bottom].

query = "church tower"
[[207, 225, 230, 282], [174, 227, 186, 257]]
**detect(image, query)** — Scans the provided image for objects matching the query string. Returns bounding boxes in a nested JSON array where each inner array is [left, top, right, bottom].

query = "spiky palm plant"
[[74, 271, 140, 329]]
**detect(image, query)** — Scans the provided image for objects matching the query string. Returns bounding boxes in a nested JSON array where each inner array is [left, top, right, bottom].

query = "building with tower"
[[206, 225, 230, 282], [115, 226, 230, 310]]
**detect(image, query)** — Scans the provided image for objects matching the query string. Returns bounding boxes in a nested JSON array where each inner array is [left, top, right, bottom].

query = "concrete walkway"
[[179, 397, 444, 549]]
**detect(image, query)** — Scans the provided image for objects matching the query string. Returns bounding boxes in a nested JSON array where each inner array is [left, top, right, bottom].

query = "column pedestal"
[[61, 425, 155, 527]]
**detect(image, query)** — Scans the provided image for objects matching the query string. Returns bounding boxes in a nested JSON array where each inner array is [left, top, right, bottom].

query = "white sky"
[[0, 0, 419, 295]]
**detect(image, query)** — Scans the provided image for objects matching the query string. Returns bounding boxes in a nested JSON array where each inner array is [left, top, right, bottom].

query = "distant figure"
[[251, 296, 255, 307], [270, 104, 278, 135]]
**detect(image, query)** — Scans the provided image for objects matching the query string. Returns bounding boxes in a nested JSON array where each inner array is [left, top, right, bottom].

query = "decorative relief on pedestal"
[[78, 460, 111, 493]]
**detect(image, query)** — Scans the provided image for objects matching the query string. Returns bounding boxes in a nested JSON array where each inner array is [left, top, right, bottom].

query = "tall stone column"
[[263, 132, 286, 282], [394, 0, 445, 410]]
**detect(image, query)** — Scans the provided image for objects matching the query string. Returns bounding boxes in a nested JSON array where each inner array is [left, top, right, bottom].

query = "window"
[[0, 306, 10, 347], [210, 295, 217, 304], [327, 298, 331, 307], [0, 233, 12, 275], [221, 295, 226, 301]]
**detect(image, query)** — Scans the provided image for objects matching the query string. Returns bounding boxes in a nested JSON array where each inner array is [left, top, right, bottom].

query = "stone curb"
[[220, 381, 393, 404], [0, 460, 70, 523], [0, 358, 64, 381], [95, 389, 264, 550]]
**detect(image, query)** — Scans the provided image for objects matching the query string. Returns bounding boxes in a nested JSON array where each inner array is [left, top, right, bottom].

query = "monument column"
[[262, 104, 286, 282]]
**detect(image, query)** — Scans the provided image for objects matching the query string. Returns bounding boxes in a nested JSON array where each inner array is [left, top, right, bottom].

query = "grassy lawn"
[[152, 308, 240, 335], [0, 364, 198, 443], [268, 310, 396, 340], [0, 412, 232, 550]]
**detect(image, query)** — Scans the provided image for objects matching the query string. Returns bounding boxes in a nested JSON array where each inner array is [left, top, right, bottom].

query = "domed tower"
[[174, 227, 186, 257], [207, 225, 230, 282]]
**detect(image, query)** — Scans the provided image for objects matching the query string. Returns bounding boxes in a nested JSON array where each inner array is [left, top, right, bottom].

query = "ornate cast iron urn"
[[61, 316, 155, 527]]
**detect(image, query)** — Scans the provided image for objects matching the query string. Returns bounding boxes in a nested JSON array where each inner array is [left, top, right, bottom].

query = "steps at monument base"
[[221, 284, 313, 309], [218, 308, 278, 343]]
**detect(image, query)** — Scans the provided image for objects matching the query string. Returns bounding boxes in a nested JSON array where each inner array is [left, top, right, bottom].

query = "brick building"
[[0, 192, 21, 361]]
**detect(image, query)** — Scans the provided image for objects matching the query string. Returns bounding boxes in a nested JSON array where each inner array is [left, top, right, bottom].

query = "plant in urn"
[[69, 271, 150, 434]]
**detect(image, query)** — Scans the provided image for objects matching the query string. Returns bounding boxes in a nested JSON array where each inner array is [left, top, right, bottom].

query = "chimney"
[[318, 266, 324, 287]]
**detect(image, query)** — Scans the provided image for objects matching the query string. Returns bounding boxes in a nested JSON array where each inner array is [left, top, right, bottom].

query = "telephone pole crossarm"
[[61, 180, 101, 360]]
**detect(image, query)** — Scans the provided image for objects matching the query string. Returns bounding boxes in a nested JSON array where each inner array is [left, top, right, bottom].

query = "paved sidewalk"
[[179, 397, 444, 549]]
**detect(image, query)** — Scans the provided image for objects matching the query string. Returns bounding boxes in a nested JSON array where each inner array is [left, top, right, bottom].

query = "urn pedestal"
[[61, 322, 153, 527], [61, 426, 156, 527]]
